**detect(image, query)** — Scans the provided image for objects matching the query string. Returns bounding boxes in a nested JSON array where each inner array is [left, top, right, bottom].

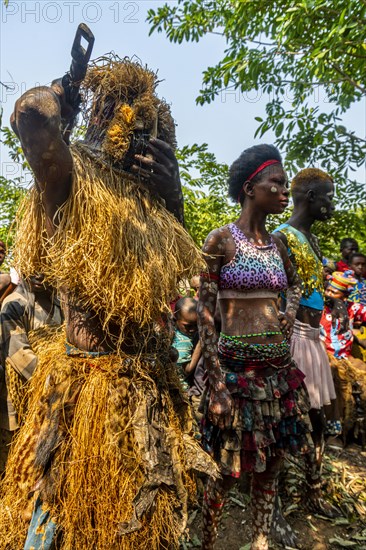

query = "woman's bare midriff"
[[219, 296, 286, 345], [296, 304, 322, 328]]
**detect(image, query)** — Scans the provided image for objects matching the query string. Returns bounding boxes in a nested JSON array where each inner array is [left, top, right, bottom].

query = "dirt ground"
[[182, 443, 366, 550]]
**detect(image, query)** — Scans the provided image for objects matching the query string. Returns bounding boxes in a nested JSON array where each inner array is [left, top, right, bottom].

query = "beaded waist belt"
[[218, 333, 289, 362]]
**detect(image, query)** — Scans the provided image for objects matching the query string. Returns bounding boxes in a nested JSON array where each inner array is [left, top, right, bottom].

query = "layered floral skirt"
[[202, 337, 312, 474]]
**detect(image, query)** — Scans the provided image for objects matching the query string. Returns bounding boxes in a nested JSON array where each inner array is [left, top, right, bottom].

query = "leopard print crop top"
[[219, 223, 288, 292]]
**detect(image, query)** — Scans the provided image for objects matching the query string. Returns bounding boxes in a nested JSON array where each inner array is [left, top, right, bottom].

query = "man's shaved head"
[[291, 168, 333, 201]]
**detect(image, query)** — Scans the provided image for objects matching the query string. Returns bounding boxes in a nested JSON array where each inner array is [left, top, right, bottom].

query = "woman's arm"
[[273, 235, 302, 337], [197, 228, 232, 429]]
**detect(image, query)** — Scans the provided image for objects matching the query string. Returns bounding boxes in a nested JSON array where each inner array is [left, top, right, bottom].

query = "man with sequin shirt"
[[274, 169, 339, 526]]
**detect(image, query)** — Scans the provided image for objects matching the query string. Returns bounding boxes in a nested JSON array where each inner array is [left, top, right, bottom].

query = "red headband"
[[237, 159, 281, 203]]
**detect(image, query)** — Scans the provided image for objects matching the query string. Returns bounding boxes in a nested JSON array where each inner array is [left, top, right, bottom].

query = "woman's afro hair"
[[228, 144, 282, 204]]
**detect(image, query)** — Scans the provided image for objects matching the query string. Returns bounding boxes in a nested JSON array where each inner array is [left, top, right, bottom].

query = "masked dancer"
[[0, 52, 216, 550]]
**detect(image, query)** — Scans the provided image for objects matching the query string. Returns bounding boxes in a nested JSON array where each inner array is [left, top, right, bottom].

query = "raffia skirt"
[[201, 338, 312, 475], [290, 319, 336, 409], [0, 330, 217, 550]]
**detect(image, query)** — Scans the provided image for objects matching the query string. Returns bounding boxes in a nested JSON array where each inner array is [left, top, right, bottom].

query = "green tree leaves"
[[0, 115, 27, 247], [147, 0, 366, 208], [177, 142, 366, 259], [177, 143, 239, 245]]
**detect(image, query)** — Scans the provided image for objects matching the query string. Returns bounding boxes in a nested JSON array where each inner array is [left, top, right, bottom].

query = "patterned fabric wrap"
[[218, 334, 290, 362], [348, 278, 366, 306], [219, 223, 288, 292], [201, 343, 312, 475]]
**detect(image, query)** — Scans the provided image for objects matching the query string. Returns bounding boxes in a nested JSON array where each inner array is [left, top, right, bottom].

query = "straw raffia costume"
[[0, 59, 217, 550]]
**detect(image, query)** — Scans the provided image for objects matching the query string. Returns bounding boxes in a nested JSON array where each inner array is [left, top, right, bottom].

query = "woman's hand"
[[278, 310, 295, 339], [208, 381, 233, 430]]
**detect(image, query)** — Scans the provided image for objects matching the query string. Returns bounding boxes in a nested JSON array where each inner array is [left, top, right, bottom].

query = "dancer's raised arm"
[[10, 83, 74, 233]]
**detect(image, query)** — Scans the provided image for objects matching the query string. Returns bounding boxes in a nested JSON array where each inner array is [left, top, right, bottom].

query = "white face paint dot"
[[270, 186, 277, 193]]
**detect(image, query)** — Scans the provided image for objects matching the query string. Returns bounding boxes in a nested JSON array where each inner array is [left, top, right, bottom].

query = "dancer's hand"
[[51, 78, 79, 143], [133, 138, 179, 192], [208, 381, 233, 430], [51, 79, 75, 116], [132, 138, 184, 224]]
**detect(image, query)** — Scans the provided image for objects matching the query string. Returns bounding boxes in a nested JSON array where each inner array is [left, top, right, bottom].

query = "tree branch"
[[331, 62, 366, 93], [340, 131, 366, 144]]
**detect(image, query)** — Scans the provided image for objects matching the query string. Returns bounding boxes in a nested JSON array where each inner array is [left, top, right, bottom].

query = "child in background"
[[172, 297, 200, 392], [336, 238, 359, 273], [348, 252, 366, 306]]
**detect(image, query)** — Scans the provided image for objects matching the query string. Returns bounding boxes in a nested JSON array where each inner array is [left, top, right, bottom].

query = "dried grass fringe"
[[13, 144, 204, 348], [80, 57, 177, 153], [0, 328, 217, 549]]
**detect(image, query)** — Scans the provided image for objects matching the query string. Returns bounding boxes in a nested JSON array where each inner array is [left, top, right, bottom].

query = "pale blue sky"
[[1, 0, 365, 186]]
